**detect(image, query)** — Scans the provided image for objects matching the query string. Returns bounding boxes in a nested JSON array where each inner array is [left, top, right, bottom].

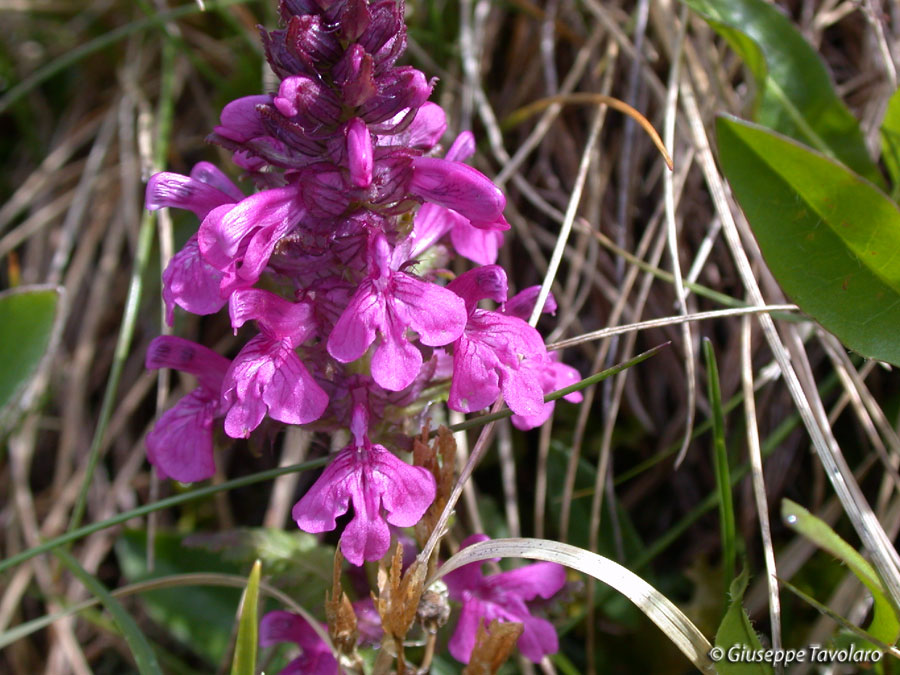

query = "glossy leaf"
[[782, 499, 900, 644], [880, 87, 900, 198], [54, 547, 163, 675], [714, 568, 773, 674], [717, 115, 900, 366], [682, 0, 881, 184], [0, 285, 62, 425], [230, 560, 261, 675]]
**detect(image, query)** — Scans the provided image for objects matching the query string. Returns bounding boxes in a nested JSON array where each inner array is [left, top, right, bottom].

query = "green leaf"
[[231, 560, 261, 675], [717, 115, 900, 366], [0, 285, 61, 424], [703, 339, 737, 597], [714, 568, 773, 674], [54, 547, 163, 675], [681, 0, 881, 184], [782, 499, 900, 644], [115, 530, 243, 665], [880, 87, 900, 199]]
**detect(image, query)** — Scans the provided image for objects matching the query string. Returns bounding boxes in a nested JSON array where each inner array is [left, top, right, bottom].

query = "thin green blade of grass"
[[53, 548, 163, 675], [704, 338, 737, 595], [429, 538, 716, 673], [0, 456, 329, 575], [230, 560, 261, 675]]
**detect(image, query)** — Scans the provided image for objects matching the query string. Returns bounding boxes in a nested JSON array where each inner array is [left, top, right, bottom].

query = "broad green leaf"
[[54, 547, 163, 675], [230, 560, 261, 675], [880, 87, 900, 198], [714, 568, 773, 674], [115, 530, 243, 664], [717, 115, 900, 366], [782, 499, 900, 644], [704, 339, 737, 596], [0, 285, 61, 424], [682, 0, 881, 184]]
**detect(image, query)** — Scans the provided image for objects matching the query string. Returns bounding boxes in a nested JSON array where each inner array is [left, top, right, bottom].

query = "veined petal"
[[145, 335, 230, 394], [445, 131, 476, 163], [146, 389, 217, 483], [262, 348, 329, 425], [292, 448, 357, 533], [449, 219, 503, 265], [341, 468, 391, 565], [410, 156, 505, 228], [161, 236, 227, 325], [489, 562, 566, 601], [448, 335, 502, 413], [345, 118, 373, 187], [370, 445, 435, 527], [391, 274, 467, 346], [503, 286, 557, 320], [228, 288, 314, 344], [370, 310, 423, 391], [214, 95, 271, 142], [327, 282, 384, 364], [499, 362, 545, 418], [145, 169, 238, 219], [447, 266, 508, 310]]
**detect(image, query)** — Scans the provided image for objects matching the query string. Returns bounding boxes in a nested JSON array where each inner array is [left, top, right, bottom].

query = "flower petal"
[[327, 282, 383, 364], [370, 311, 423, 391], [162, 236, 226, 325], [370, 446, 435, 527], [146, 389, 217, 483], [448, 596, 485, 664], [392, 274, 467, 347], [145, 335, 230, 394], [292, 448, 357, 533]]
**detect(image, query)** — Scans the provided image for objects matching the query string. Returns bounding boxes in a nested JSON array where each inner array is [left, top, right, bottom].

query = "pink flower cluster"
[[144, 0, 581, 566]]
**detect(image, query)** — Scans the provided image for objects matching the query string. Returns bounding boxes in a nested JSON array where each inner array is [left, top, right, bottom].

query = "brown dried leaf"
[[324, 549, 358, 655], [462, 619, 524, 675]]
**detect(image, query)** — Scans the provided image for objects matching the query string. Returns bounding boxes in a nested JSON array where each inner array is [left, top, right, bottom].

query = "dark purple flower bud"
[[359, 1, 406, 69], [369, 149, 414, 206], [334, 44, 377, 107], [340, 0, 371, 41], [360, 67, 433, 125], [274, 75, 343, 129], [345, 118, 373, 188], [298, 164, 352, 216], [257, 106, 329, 157], [287, 14, 341, 65]]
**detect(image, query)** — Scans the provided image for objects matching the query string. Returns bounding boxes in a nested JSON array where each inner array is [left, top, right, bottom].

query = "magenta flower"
[[510, 353, 583, 430], [220, 289, 328, 438], [260, 611, 337, 675], [447, 267, 547, 418], [444, 534, 566, 664], [145, 336, 230, 483], [292, 404, 436, 565], [327, 233, 467, 392]]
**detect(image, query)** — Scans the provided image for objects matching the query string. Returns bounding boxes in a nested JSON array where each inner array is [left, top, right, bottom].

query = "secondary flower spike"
[[260, 611, 338, 675], [444, 534, 566, 664]]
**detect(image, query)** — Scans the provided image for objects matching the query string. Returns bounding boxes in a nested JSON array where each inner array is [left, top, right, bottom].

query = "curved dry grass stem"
[[504, 93, 673, 170]]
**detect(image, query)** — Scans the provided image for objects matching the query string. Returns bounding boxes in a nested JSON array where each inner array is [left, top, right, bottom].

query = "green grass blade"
[[230, 560, 261, 675], [53, 548, 163, 675], [704, 338, 737, 595], [0, 456, 329, 575]]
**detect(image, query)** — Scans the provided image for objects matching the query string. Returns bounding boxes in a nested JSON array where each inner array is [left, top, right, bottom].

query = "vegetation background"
[[2, 0, 900, 673]]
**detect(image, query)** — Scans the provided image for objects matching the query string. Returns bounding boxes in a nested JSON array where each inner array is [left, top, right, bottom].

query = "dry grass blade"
[[428, 538, 715, 673]]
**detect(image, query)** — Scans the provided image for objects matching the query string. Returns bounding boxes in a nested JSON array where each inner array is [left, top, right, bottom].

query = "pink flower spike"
[[292, 405, 436, 565], [445, 534, 566, 664], [221, 291, 327, 438], [409, 156, 508, 230], [145, 162, 241, 219], [327, 234, 467, 391], [345, 118, 373, 187], [161, 235, 227, 325], [259, 611, 338, 675], [145, 336, 230, 483]]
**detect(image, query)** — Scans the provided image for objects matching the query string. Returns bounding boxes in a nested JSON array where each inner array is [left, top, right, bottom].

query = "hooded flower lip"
[[327, 233, 467, 392], [292, 404, 436, 565], [445, 534, 566, 664], [145, 336, 231, 483], [220, 289, 328, 438], [145, 162, 242, 219], [260, 611, 338, 675], [409, 156, 509, 230]]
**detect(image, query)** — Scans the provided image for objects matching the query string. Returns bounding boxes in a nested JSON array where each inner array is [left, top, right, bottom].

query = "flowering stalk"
[[146, 0, 578, 668]]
